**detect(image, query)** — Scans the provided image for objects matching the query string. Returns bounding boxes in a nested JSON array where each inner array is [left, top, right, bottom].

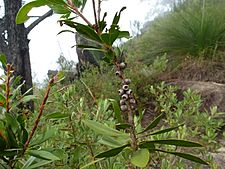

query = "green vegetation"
[[127, 0, 225, 63], [0, 0, 225, 168]]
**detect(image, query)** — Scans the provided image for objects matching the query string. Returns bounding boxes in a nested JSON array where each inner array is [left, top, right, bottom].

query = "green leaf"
[[115, 123, 132, 130], [155, 149, 208, 165], [21, 156, 36, 169], [5, 127, 18, 148], [5, 114, 19, 134], [21, 128, 29, 144], [21, 95, 37, 103], [16, 0, 49, 24], [49, 4, 70, 14], [148, 124, 184, 136], [118, 31, 130, 39], [30, 128, 56, 147], [0, 133, 7, 150], [60, 20, 102, 43], [82, 120, 129, 138], [109, 99, 122, 123], [27, 150, 60, 161], [140, 139, 203, 147], [98, 12, 107, 32], [130, 149, 150, 168], [139, 113, 165, 134], [112, 7, 126, 25], [139, 142, 155, 150], [0, 54, 7, 66], [57, 30, 75, 35], [25, 160, 53, 169], [0, 148, 21, 157], [95, 144, 129, 158], [81, 158, 105, 169], [45, 112, 69, 120], [98, 136, 127, 148]]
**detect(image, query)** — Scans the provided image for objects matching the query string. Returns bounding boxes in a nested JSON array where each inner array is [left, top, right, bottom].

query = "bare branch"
[[26, 10, 53, 35], [92, 0, 98, 27]]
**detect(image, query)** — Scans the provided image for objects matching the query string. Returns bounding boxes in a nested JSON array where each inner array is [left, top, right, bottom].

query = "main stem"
[[5, 64, 11, 113], [23, 78, 54, 153], [115, 61, 138, 169]]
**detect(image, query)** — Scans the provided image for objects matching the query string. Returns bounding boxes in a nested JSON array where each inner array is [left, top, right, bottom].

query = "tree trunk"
[[2, 0, 33, 109], [0, 1, 52, 110]]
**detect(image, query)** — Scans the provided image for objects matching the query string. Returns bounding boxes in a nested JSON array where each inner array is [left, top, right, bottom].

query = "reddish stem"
[[23, 78, 54, 153], [67, 0, 93, 27], [5, 64, 12, 113]]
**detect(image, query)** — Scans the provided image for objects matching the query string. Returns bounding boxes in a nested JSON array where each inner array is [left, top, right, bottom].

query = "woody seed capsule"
[[116, 70, 122, 76], [119, 62, 126, 69], [122, 84, 129, 91], [126, 89, 132, 95], [120, 99, 126, 105], [123, 79, 131, 84], [120, 105, 128, 111], [122, 94, 128, 100], [129, 98, 136, 104], [118, 89, 124, 96]]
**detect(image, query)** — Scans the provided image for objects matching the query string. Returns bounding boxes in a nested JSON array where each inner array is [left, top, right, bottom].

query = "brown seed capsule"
[[123, 79, 131, 84], [118, 89, 124, 96], [129, 98, 136, 104], [122, 84, 129, 91], [120, 99, 126, 105], [120, 105, 128, 111], [116, 70, 122, 76], [122, 94, 128, 100], [119, 62, 126, 69], [126, 89, 132, 95], [128, 94, 134, 99]]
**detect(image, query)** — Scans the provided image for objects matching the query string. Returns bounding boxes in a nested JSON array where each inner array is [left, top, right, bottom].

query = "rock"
[[168, 80, 225, 113], [47, 69, 78, 83]]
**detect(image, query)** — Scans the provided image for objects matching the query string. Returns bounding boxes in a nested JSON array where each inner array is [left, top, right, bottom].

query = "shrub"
[[131, 0, 225, 63]]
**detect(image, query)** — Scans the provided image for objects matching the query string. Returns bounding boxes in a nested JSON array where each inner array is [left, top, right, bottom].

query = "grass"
[[126, 0, 225, 63]]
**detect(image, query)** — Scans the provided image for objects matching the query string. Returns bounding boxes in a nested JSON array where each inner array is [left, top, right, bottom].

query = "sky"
[[0, 0, 157, 82]]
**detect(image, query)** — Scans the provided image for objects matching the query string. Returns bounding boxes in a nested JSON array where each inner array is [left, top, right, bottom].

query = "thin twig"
[[67, 0, 93, 27], [5, 64, 11, 113], [92, 0, 98, 28], [23, 78, 55, 153], [26, 10, 53, 35]]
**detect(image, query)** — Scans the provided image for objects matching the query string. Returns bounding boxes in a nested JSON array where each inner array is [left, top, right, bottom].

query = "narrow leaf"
[[140, 139, 203, 147], [149, 124, 184, 136], [155, 149, 208, 165], [27, 150, 60, 161], [139, 113, 165, 134], [95, 144, 129, 158], [82, 120, 128, 138], [45, 112, 69, 120], [109, 99, 122, 123]]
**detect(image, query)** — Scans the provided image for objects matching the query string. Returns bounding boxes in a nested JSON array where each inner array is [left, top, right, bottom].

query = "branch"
[[67, 0, 93, 27], [26, 10, 53, 35], [92, 0, 98, 26]]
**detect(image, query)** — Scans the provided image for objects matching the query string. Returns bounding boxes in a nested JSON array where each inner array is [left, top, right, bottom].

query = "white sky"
[[0, 0, 157, 82]]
